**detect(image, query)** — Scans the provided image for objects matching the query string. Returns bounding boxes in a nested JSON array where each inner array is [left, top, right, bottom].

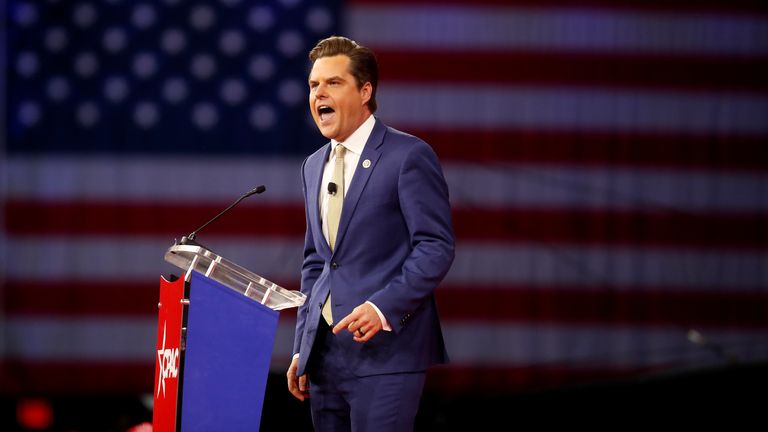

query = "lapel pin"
[[362, 159, 371, 168]]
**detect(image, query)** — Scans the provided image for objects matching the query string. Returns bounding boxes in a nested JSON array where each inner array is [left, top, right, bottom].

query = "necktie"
[[322, 144, 345, 325]]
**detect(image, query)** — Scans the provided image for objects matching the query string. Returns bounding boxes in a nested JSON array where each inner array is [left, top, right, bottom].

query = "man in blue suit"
[[287, 36, 455, 431]]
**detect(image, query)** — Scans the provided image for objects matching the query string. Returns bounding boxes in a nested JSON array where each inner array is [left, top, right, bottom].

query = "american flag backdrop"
[[3, 0, 768, 397]]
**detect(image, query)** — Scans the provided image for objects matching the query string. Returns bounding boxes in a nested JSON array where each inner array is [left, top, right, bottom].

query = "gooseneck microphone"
[[179, 185, 266, 246], [328, 182, 338, 196]]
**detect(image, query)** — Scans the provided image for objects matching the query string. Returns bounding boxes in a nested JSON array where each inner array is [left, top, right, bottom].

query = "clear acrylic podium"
[[153, 244, 305, 432]]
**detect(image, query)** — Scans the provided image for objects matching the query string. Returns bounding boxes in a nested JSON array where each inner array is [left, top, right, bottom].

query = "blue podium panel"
[[181, 272, 279, 431]]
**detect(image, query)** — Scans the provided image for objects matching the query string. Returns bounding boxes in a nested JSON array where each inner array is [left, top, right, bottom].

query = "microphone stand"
[[177, 185, 266, 249]]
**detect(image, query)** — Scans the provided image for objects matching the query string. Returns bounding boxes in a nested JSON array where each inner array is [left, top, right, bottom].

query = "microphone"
[[178, 185, 266, 246], [328, 182, 338, 196]]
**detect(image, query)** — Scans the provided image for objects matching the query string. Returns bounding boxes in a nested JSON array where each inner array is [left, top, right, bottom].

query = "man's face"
[[308, 55, 371, 142]]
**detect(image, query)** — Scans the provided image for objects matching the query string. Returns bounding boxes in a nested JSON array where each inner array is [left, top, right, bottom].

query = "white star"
[[157, 322, 167, 398]]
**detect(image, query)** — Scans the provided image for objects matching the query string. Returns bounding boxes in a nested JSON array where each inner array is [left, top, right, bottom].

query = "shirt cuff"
[[366, 301, 392, 331], [292, 353, 300, 360]]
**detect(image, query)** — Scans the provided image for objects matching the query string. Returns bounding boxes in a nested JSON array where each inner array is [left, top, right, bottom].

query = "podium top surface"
[[165, 244, 305, 311]]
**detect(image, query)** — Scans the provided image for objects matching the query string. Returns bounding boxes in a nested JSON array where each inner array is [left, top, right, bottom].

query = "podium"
[[153, 244, 305, 431]]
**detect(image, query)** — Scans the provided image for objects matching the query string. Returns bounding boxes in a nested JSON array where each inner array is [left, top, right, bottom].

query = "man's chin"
[[318, 126, 338, 140]]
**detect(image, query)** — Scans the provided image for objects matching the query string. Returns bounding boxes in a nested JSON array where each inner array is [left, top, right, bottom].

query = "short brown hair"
[[309, 36, 378, 113]]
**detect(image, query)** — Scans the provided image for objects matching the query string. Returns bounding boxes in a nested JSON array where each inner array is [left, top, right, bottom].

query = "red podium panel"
[[153, 275, 185, 432]]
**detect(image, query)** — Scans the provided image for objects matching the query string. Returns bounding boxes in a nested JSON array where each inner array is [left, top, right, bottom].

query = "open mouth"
[[317, 105, 335, 123]]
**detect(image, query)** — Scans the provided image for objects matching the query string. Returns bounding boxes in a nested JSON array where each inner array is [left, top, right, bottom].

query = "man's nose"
[[315, 83, 329, 98]]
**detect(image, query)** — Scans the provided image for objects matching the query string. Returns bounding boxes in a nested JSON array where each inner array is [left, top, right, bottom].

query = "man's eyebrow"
[[309, 75, 347, 83]]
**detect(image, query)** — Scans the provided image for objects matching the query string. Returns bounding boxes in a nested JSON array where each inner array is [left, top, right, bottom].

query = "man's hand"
[[286, 356, 309, 401], [333, 302, 383, 343]]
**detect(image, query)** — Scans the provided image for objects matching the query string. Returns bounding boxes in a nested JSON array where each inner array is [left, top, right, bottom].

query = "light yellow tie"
[[322, 144, 345, 325]]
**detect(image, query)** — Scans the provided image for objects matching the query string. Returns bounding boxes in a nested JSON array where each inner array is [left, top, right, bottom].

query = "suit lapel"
[[308, 143, 332, 254], [334, 119, 386, 252]]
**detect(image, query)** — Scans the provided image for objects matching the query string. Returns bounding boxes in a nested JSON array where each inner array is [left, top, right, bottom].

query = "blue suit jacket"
[[293, 118, 454, 377]]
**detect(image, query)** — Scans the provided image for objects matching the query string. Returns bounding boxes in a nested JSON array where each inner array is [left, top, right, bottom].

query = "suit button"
[[331, 262, 339, 270]]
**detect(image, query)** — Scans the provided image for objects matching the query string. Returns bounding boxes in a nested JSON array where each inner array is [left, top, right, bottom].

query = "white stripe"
[[7, 237, 767, 291], [441, 322, 768, 367], [444, 164, 768, 212], [5, 236, 303, 282], [1, 317, 295, 369], [4, 317, 156, 361], [446, 243, 768, 290], [2, 317, 296, 369], [8, 157, 768, 212], [377, 84, 768, 135], [348, 6, 768, 56], [5, 156, 305, 202], [6, 318, 767, 370]]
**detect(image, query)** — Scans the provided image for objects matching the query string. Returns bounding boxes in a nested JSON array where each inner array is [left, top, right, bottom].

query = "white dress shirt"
[[318, 115, 391, 332], [319, 115, 374, 241]]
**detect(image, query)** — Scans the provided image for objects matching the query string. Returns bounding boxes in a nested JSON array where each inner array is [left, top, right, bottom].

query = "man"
[[287, 35, 455, 431]]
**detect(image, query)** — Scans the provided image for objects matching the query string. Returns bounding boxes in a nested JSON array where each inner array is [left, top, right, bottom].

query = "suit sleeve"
[[368, 140, 455, 333], [293, 157, 324, 356]]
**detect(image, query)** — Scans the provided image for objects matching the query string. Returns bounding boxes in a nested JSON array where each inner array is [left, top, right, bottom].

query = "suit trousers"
[[307, 320, 426, 432]]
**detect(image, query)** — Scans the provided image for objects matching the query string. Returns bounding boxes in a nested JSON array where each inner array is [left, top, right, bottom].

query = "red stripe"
[[0, 360, 650, 395], [422, 130, 768, 171], [2, 280, 300, 317], [4, 280, 161, 317], [4, 361, 757, 399], [351, 0, 768, 15], [425, 364, 657, 395], [436, 287, 768, 329], [0, 360, 154, 394], [377, 50, 768, 90], [5, 200, 306, 237], [7, 281, 767, 329], [452, 207, 768, 249], [7, 200, 768, 248]]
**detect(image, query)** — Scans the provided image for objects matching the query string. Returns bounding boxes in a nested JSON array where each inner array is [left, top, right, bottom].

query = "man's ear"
[[360, 82, 372, 106]]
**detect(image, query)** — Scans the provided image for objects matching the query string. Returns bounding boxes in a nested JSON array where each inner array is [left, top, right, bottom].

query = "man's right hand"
[[286, 356, 309, 401]]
